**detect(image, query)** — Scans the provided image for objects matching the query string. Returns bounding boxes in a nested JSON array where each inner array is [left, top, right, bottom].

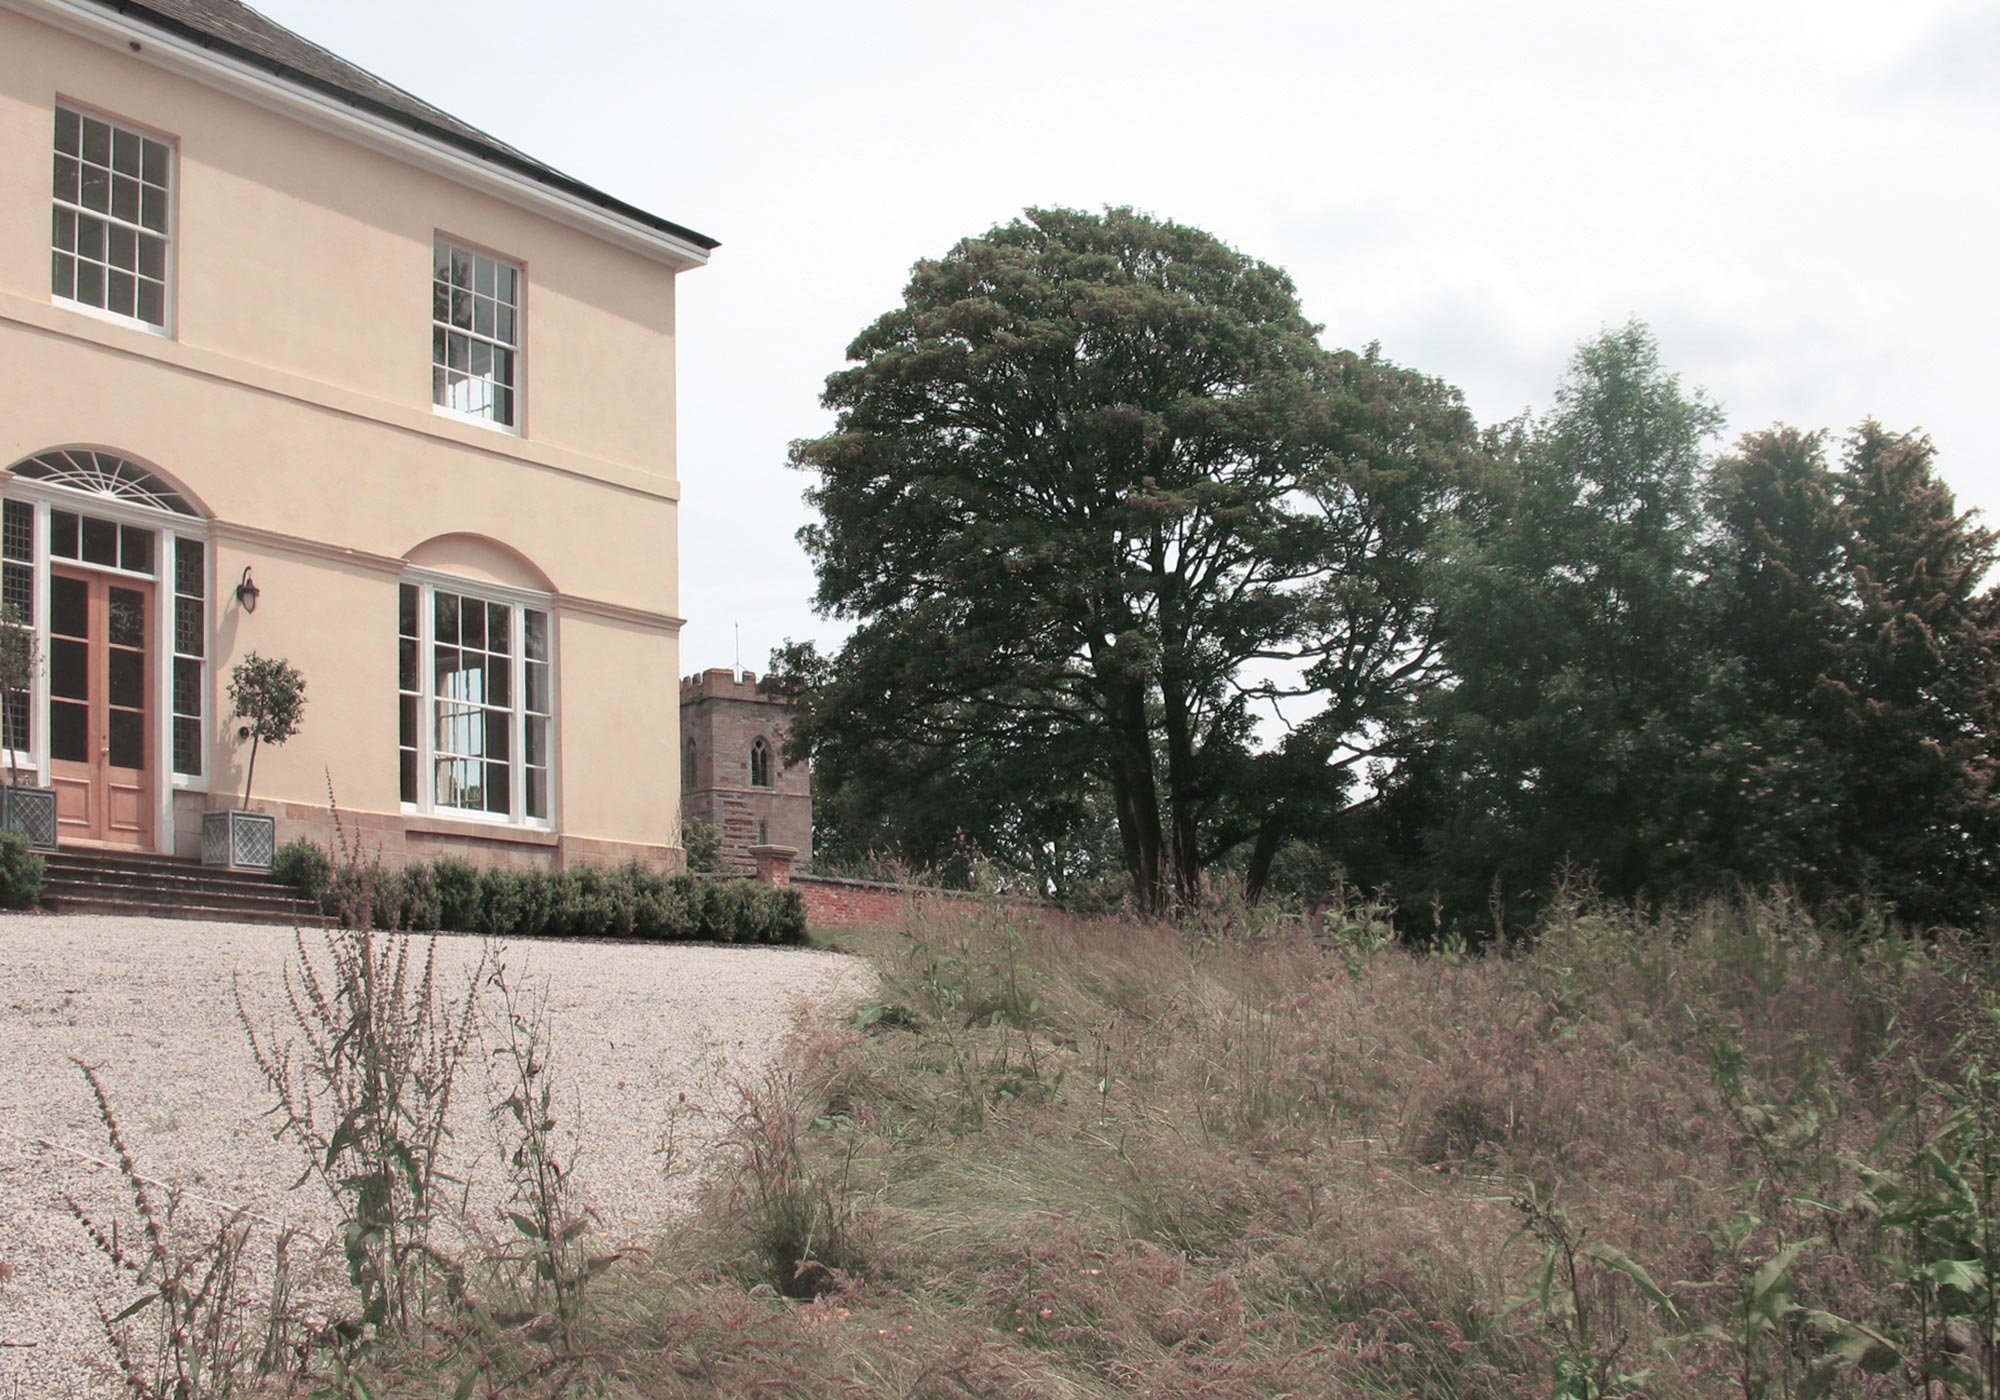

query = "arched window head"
[[683, 738, 696, 791], [750, 735, 772, 788], [9, 449, 199, 516]]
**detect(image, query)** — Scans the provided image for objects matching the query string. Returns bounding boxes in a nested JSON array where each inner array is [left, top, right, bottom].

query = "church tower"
[[678, 669, 812, 872]]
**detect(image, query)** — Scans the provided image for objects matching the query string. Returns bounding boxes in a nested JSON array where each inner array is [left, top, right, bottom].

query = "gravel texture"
[[0, 913, 875, 1398]]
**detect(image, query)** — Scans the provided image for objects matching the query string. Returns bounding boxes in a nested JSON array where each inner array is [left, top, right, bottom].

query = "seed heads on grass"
[[482, 954, 625, 1352], [66, 1059, 270, 1400], [714, 1066, 865, 1298], [236, 925, 486, 1344]]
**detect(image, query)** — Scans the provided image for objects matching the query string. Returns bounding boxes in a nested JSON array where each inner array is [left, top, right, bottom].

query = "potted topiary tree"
[[203, 651, 306, 870], [0, 601, 56, 851]]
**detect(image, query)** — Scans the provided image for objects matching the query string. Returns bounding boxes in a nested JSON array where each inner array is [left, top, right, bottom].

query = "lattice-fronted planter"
[[203, 809, 275, 871], [0, 785, 58, 852]]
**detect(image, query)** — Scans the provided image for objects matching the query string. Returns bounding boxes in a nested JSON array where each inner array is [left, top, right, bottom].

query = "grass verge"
[[455, 890, 1997, 1399]]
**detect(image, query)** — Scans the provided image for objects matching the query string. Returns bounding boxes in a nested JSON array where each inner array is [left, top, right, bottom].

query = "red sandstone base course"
[[167, 792, 683, 873]]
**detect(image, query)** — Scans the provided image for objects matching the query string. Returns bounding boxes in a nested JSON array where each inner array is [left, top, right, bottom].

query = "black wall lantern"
[[236, 566, 261, 614]]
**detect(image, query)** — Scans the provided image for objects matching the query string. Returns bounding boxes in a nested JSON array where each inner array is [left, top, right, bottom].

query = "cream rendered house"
[[0, 0, 712, 867]]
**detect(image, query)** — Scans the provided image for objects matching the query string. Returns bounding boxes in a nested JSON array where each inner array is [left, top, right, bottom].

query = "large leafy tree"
[[1375, 325, 2000, 930], [1657, 426, 1853, 897], [1380, 323, 1723, 924], [788, 207, 1475, 910], [766, 636, 1116, 897]]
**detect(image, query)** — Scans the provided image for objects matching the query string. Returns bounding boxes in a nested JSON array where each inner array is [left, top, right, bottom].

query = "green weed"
[[236, 927, 484, 1346]]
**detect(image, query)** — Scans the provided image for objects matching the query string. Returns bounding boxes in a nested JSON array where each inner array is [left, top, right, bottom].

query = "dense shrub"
[[273, 847, 805, 944], [697, 877, 806, 943], [369, 862, 409, 931], [271, 837, 332, 900], [398, 861, 442, 933], [682, 817, 723, 874], [0, 826, 45, 908], [431, 857, 482, 931]]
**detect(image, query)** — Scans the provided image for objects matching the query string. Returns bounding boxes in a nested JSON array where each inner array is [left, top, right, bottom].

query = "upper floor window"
[[432, 238, 520, 428], [750, 735, 772, 788], [52, 107, 172, 329]]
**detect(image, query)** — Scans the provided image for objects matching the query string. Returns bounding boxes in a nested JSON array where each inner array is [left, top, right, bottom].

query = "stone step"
[[44, 851, 289, 874], [41, 863, 302, 897], [41, 882, 313, 915], [41, 880, 315, 918], [43, 849, 279, 874], [46, 894, 333, 927], [36, 849, 329, 927]]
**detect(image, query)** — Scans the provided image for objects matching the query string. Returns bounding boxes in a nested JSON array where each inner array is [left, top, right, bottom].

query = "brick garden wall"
[[790, 873, 930, 930], [730, 847, 1045, 931]]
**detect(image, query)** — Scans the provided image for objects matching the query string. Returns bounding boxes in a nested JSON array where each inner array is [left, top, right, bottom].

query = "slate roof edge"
[[44, 0, 719, 258]]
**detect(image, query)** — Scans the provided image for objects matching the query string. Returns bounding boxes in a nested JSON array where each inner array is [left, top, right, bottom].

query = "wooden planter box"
[[203, 809, 276, 871], [0, 784, 58, 852]]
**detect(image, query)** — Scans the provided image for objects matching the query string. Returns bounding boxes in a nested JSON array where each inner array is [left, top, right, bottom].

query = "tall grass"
[[609, 893, 1999, 1400], [72, 889, 1999, 1398]]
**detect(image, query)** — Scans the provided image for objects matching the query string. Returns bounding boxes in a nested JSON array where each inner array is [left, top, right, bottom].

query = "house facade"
[[0, 0, 713, 867]]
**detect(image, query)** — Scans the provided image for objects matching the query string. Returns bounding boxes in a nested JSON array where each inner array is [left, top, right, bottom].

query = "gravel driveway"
[[0, 913, 874, 1398]]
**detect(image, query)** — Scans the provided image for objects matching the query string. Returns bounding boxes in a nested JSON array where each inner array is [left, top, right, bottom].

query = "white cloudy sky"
[[259, 0, 2000, 675]]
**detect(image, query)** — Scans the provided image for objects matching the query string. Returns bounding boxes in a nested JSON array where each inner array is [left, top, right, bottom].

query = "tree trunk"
[[1103, 678, 1167, 913], [241, 733, 260, 810], [1242, 823, 1285, 905], [1158, 668, 1203, 907]]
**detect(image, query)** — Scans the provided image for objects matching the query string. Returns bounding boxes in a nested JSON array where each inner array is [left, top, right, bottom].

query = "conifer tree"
[[1827, 423, 2000, 923], [1660, 428, 1851, 897]]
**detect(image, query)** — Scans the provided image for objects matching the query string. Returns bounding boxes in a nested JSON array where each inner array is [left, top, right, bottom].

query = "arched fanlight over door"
[[2, 448, 211, 852], [8, 449, 200, 517]]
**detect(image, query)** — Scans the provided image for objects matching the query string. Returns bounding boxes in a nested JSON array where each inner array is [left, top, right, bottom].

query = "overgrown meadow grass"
[[80, 892, 1994, 1398], [589, 892, 1998, 1400]]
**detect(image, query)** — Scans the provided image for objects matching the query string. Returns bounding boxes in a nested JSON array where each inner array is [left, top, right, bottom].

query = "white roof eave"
[[7, 0, 713, 272]]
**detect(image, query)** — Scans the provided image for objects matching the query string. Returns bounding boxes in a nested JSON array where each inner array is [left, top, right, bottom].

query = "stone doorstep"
[[44, 895, 333, 927], [42, 862, 302, 893], [36, 849, 329, 927], [40, 888, 312, 917]]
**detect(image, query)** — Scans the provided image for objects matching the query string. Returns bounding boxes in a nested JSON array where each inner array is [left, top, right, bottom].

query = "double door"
[[47, 564, 152, 847]]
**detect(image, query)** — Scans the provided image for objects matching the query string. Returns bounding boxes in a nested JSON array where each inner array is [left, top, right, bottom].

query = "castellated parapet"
[[679, 668, 812, 873]]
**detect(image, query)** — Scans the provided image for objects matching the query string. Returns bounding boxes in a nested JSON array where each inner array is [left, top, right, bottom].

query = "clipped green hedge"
[[274, 846, 805, 945], [0, 827, 46, 909]]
